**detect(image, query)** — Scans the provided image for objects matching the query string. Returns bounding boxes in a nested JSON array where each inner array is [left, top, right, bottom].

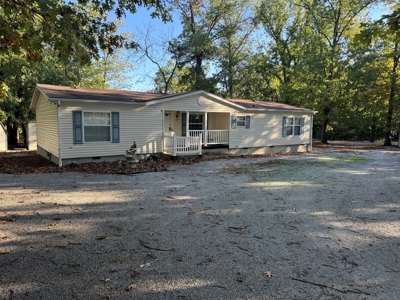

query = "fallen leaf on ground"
[[264, 271, 274, 278], [6, 213, 21, 218], [140, 263, 150, 268], [52, 217, 62, 221], [125, 284, 137, 291], [96, 234, 107, 240]]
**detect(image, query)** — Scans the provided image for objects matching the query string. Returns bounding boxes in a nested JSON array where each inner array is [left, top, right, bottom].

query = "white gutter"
[[244, 108, 317, 113], [48, 98, 146, 105]]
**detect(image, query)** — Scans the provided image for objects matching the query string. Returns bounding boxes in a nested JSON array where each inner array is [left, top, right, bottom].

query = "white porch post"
[[204, 112, 208, 146], [199, 134, 202, 155], [173, 135, 177, 156]]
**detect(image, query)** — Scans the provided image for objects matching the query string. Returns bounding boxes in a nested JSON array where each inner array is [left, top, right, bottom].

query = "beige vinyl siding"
[[36, 94, 59, 156], [157, 95, 238, 113], [229, 113, 311, 148], [60, 102, 162, 159], [214, 113, 230, 130]]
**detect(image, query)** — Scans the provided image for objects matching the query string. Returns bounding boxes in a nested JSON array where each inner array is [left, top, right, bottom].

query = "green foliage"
[[0, 0, 171, 64]]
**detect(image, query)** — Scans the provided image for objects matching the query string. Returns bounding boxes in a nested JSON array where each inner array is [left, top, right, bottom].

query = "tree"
[[134, 24, 180, 93], [0, 0, 171, 63], [213, 0, 256, 98], [256, 0, 305, 104], [357, 3, 400, 145], [231, 53, 279, 101], [294, 0, 377, 143], [0, 0, 169, 147], [168, 0, 236, 91]]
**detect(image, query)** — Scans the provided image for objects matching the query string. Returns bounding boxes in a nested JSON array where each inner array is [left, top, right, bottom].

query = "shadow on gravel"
[[1, 149, 400, 299]]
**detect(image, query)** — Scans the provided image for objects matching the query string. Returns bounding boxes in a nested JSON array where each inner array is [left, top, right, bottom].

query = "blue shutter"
[[300, 118, 304, 135], [73, 111, 83, 144], [282, 117, 287, 137], [245, 116, 250, 129], [111, 112, 120, 143], [182, 113, 187, 137], [231, 115, 236, 129]]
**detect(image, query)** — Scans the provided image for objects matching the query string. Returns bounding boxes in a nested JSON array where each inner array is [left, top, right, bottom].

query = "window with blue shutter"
[[282, 117, 287, 137], [73, 111, 83, 144], [111, 112, 120, 143]]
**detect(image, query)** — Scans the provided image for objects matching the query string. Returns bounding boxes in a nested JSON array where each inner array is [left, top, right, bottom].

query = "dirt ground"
[[1, 141, 400, 300]]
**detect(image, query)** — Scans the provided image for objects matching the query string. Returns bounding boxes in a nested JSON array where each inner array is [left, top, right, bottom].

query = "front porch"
[[163, 111, 230, 156]]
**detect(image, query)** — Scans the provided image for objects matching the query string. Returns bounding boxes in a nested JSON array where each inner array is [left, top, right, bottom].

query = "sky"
[[113, 3, 390, 92], [115, 7, 183, 91]]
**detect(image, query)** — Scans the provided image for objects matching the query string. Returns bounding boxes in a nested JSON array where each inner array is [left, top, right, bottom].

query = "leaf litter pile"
[[0, 141, 395, 175], [0, 151, 288, 175]]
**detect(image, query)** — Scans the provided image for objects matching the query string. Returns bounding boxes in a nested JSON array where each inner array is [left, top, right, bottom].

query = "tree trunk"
[[320, 107, 330, 144], [6, 118, 18, 148], [21, 123, 27, 148], [369, 124, 376, 142], [384, 51, 399, 146]]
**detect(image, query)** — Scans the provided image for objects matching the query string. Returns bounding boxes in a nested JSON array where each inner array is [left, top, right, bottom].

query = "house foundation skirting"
[[203, 144, 310, 155], [39, 144, 310, 166], [37, 145, 60, 165], [61, 153, 162, 166]]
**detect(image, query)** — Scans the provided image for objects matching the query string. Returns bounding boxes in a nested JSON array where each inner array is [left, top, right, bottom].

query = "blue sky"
[[117, 7, 182, 91]]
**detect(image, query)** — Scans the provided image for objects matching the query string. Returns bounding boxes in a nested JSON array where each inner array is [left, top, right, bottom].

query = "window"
[[84, 112, 111, 142], [73, 111, 119, 144], [282, 117, 304, 137], [189, 114, 203, 130], [233, 115, 250, 129], [237, 116, 246, 127]]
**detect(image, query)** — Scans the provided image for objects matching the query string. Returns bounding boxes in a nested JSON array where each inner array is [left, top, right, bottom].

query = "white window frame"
[[82, 111, 112, 142], [188, 113, 203, 131], [236, 116, 246, 127], [284, 117, 303, 136]]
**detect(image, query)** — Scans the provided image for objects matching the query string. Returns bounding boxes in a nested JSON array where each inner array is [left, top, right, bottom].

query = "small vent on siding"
[[92, 157, 101, 160]]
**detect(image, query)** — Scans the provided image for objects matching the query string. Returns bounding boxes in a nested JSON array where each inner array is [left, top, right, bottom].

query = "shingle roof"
[[36, 84, 191, 103], [34, 84, 315, 113], [227, 98, 312, 111]]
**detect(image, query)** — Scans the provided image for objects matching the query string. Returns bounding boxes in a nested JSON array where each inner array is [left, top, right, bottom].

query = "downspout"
[[57, 101, 62, 167], [162, 110, 164, 153], [309, 114, 314, 152], [186, 111, 189, 137]]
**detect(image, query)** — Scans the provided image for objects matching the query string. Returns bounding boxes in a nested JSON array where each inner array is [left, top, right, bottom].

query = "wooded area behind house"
[[1, 0, 400, 148]]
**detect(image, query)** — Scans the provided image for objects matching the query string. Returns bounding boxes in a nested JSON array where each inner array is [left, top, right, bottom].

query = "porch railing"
[[164, 135, 202, 156], [189, 130, 229, 145]]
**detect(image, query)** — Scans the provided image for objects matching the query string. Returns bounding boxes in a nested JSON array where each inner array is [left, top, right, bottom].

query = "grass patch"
[[344, 156, 372, 163]]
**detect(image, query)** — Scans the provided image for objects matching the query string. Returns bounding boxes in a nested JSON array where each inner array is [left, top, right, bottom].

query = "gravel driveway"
[[1, 145, 399, 300]]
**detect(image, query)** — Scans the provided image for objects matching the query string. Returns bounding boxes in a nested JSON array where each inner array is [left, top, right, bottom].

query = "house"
[[27, 121, 37, 151], [0, 123, 7, 151], [30, 84, 317, 166]]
